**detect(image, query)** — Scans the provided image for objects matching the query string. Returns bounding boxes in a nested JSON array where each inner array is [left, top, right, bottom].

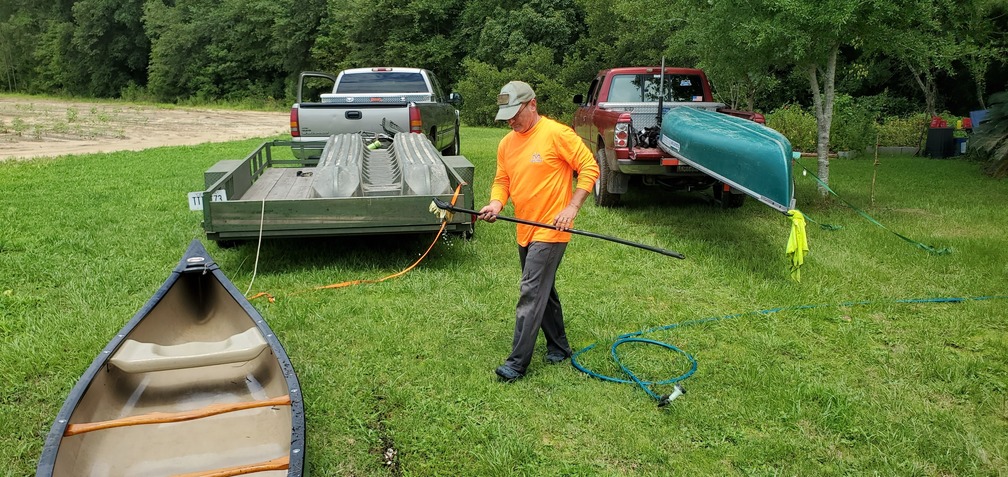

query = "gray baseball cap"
[[495, 81, 536, 121]]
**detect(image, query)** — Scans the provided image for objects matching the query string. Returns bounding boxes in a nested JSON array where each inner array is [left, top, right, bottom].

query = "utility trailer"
[[197, 133, 475, 246]]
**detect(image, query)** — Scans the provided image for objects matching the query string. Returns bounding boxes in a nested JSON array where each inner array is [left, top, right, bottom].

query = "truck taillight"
[[409, 103, 422, 134], [614, 122, 630, 148], [290, 108, 300, 137]]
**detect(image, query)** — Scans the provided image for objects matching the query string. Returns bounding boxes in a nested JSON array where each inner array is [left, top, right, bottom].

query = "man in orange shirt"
[[478, 81, 600, 382]]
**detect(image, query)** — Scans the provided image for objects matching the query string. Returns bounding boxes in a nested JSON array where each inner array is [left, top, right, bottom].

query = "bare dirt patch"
[[0, 97, 288, 161]]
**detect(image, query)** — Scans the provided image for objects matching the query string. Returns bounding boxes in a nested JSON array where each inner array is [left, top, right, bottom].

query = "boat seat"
[[109, 328, 268, 373]]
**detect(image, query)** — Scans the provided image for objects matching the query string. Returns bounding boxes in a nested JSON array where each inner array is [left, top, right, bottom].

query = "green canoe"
[[658, 106, 794, 213]]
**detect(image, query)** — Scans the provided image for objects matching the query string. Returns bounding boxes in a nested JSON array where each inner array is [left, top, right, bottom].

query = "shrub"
[[877, 114, 927, 148], [970, 91, 1008, 178], [765, 104, 816, 152], [455, 59, 511, 127], [829, 94, 877, 155], [456, 46, 577, 127]]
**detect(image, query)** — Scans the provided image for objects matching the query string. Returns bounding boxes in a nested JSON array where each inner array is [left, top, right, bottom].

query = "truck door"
[[574, 77, 601, 144], [297, 72, 338, 104]]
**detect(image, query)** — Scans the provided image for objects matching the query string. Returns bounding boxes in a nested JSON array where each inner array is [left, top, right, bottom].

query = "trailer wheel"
[[450, 223, 474, 240], [594, 148, 621, 207], [215, 239, 242, 249]]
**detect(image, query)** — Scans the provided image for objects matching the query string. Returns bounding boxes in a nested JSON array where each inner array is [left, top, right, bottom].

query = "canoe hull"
[[659, 106, 795, 213], [37, 240, 305, 476]]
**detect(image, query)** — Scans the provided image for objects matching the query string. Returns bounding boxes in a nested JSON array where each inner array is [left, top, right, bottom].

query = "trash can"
[[925, 127, 954, 158], [954, 137, 967, 155]]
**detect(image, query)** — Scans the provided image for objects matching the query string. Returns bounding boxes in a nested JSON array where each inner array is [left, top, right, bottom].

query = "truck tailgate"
[[295, 103, 410, 138]]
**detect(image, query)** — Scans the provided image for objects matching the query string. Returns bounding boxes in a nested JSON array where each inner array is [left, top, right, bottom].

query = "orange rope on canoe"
[[63, 395, 291, 436], [172, 456, 290, 477]]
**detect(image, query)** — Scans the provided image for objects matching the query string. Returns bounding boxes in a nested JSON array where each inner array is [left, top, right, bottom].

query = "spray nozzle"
[[658, 383, 686, 407]]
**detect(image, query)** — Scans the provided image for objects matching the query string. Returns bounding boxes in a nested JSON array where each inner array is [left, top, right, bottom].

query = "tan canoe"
[[37, 240, 306, 476]]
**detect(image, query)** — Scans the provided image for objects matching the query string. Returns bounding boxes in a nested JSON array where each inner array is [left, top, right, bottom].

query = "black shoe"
[[495, 365, 523, 382], [544, 351, 569, 364]]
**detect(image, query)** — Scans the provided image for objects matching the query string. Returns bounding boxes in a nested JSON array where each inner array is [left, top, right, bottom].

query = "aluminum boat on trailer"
[[196, 132, 475, 246]]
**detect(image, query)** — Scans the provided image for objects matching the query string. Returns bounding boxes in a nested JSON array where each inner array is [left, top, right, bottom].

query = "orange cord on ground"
[[249, 185, 463, 300]]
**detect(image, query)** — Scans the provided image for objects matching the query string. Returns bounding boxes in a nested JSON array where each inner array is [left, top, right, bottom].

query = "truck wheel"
[[442, 126, 460, 156], [594, 148, 621, 207]]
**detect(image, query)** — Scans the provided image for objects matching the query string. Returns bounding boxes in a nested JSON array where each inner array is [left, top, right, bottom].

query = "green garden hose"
[[572, 295, 1004, 407]]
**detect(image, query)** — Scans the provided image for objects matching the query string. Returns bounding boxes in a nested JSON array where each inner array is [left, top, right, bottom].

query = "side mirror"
[[573, 94, 584, 105], [449, 92, 463, 107]]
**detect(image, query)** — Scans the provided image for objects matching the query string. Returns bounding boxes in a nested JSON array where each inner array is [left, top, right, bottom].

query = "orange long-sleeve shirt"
[[491, 117, 599, 246]]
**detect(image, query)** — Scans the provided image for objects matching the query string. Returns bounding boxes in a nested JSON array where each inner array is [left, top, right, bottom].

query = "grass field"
[[2, 127, 1006, 476]]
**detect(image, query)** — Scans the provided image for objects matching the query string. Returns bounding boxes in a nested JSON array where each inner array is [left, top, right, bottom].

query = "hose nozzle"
[[658, 383, 686, 407]]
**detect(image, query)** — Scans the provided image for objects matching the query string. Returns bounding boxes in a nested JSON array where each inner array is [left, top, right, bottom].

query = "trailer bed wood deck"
[[243, 168, 317, 201]]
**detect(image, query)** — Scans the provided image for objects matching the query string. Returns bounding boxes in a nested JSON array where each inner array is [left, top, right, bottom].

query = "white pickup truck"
[[290, 67, 462, 159]]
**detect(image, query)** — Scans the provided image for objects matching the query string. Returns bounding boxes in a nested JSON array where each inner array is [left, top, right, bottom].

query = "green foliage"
[[456, 46, 576, 127], [68, 0, 149, 97], [11, 116, 26, 135], [30, 19, 75, 94], [876, 114, 927, 148], [462, 0, 585, 66], [829, 94, 878, 155], [766, 105, 817, 152], [768, 101, 930, 153], [119, 81, 155, 103], [143, 0, 292, 103], [0, 0, 1006, 123], [972, 91, 1008, 177], [456, 59, 511, 127]]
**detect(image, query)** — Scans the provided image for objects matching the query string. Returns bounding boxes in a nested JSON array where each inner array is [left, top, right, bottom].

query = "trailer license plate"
[[187, 190, 228, 211], [678, 164, 698, 172]]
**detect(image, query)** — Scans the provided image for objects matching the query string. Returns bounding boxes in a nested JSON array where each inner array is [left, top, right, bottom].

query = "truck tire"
[[442, 125, 460, 156], [594, 148, 621, 207]]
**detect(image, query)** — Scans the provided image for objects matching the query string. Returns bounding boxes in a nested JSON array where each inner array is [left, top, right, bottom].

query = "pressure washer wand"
[[431, 197, 685, 259]]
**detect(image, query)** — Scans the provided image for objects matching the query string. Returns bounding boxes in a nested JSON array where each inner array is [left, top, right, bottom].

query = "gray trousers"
[[503, 241, 572, 374]]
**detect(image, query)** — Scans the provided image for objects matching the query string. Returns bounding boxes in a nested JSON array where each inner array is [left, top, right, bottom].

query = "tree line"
[[2, 0, 1006, 182]]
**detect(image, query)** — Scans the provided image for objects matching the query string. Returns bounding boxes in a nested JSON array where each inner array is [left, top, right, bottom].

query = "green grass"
[[2, 128, 1006, 476]]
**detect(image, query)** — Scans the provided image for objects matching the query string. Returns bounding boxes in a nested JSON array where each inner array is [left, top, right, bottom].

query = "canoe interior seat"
[[109, 328, 268, 373]]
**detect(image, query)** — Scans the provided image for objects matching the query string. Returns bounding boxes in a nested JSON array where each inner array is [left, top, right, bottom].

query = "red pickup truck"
[[572, 66, 765, 207]]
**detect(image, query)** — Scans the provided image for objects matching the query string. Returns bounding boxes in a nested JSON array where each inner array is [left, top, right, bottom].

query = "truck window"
[[607, 74, 706, 102], [428, 73, 447, 100], [585, 78, 600, 105], [335, 72, 429, 94], [301, 76, 335, 103]]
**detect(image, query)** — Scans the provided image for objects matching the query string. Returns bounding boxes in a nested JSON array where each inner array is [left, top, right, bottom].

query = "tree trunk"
[[807, 46, 838, 198], [908, 64, 938, 117]]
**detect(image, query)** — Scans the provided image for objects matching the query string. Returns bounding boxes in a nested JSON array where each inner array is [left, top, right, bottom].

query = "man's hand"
[[478, 200, 504, 223], [554, 189, 590, 230], [553, 204, 580, 230]]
